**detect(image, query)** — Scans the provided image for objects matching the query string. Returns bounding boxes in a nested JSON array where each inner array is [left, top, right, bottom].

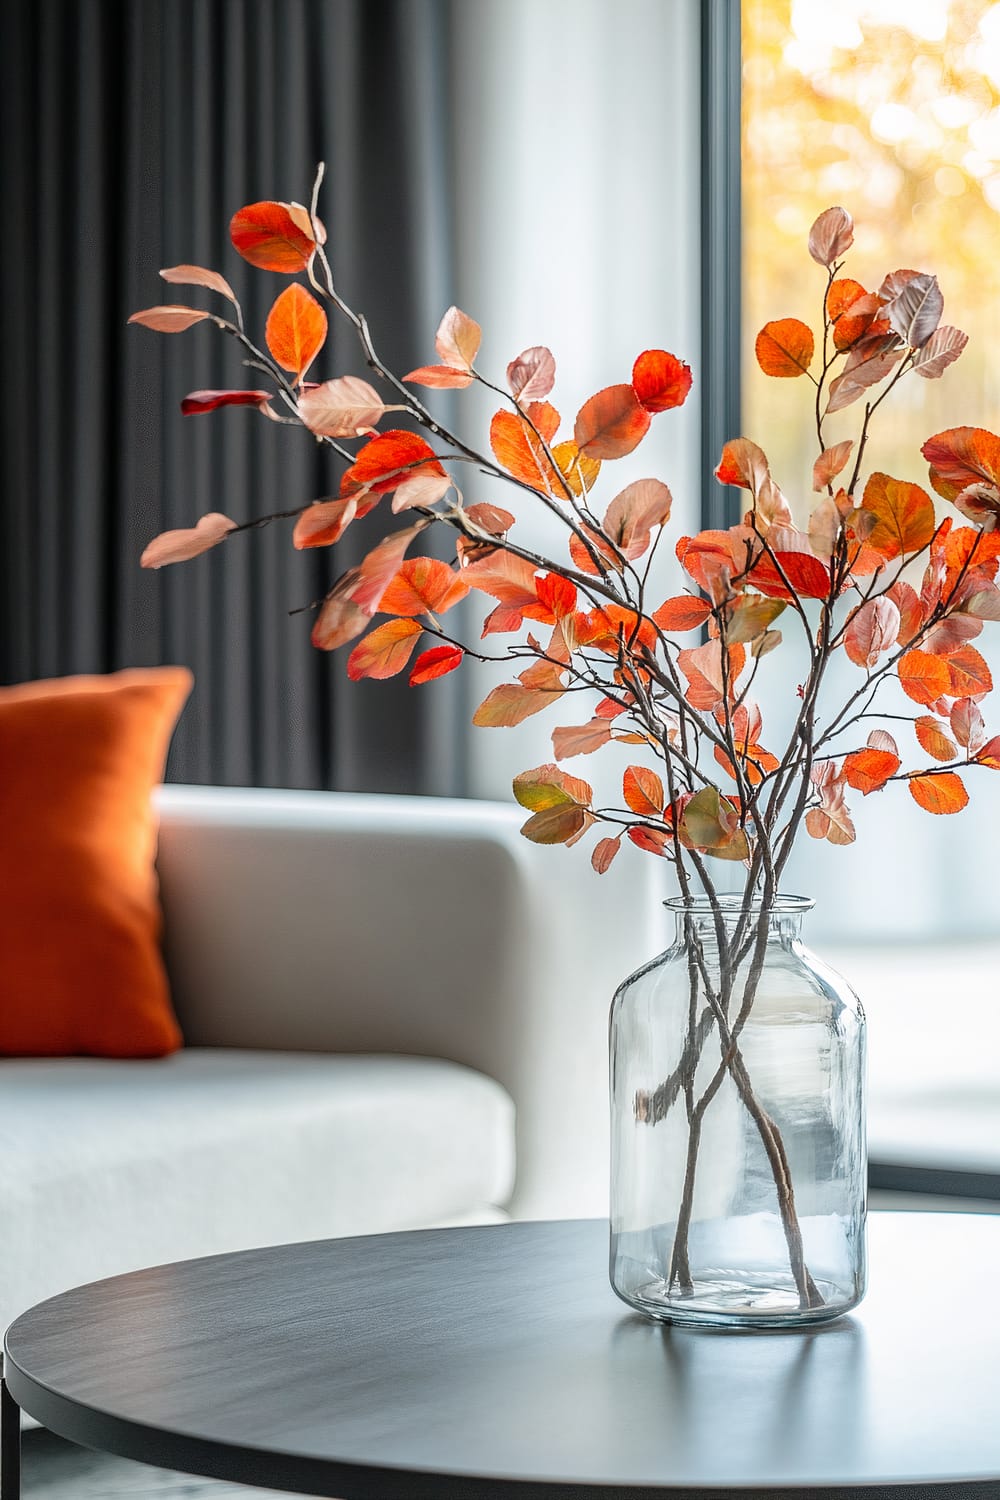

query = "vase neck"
[[668, 893, 811, 949]]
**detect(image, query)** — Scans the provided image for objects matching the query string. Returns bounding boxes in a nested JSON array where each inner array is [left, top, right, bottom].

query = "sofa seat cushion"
[[0, 1049, 515, 1335]]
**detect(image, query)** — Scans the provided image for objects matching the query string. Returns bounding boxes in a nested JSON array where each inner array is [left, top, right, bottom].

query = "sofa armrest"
[[154, 785, 667, 1219]]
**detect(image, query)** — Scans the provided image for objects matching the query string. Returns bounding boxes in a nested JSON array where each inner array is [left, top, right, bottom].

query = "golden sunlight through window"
[[743, 0, 1000, 518]]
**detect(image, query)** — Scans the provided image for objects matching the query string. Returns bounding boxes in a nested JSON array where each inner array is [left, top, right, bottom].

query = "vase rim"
[[664, 892, 814, 914]]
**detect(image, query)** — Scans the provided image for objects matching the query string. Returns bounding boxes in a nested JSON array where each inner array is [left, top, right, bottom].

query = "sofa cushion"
[[0, 1049, 515, 1335], [0, 667, 192, 1059]]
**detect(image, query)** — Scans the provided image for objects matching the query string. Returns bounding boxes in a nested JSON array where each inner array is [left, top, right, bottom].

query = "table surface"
[[4, 1214, 1000, 1499]]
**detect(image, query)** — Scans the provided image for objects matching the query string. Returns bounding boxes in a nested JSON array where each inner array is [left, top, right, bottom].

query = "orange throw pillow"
[[0, 668, 193, 1057]]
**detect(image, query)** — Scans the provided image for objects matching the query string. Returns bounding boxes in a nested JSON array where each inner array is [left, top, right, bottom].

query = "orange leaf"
[[550, 441, 601, 498], [472, 682, 559, 728], [908, 772, 968, 814], [826, 278, 867, 323], [631, 350, 693, 413], [293, 497, 358, 550], [536, 573, 577, 619], [860, 472, 936, 559], [461, 551, 547, 616], [568, 525, 623, 577], [410, 645, 463, 684], [591, 836, 622, 874], [403, 365, 475, 389], [623, 765, 664, 817], [584, 604, 658, 655], [922, 427, 1000, 502], [341, 430, 446, 500], [754, 318, 814, 378], [897, 649, 952, 706], [346, 619, 423, 680], [944, 645, 993, 699], [652, 595, 712, 632], [490, 402, 562, 490], [230, 201, 315, 272], [311, 524, 425, 651], [552, 719, 613, 759], [914, 716, 958, 762], [574, 385, 651, 460], [264, 284, 327, 382], [976, 735, 1000, 769], [830, 291, 880, 351], [842, 748, 901, 794], [140, 512, 236, 568], [379, 558, 468, 616], [128, 306, 211, 333]]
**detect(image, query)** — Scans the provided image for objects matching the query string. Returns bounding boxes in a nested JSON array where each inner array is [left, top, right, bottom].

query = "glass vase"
[[609, 894, 866, 1328]]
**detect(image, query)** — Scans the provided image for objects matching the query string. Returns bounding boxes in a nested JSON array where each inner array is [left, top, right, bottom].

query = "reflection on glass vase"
[[609, 894, 866, 1329]]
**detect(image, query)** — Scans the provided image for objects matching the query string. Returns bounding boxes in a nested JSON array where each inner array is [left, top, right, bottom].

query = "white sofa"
[[0, 784, 668, 1341]]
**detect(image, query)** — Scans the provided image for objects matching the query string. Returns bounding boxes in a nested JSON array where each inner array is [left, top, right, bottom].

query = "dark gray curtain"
[[1, 0, 464, 794]]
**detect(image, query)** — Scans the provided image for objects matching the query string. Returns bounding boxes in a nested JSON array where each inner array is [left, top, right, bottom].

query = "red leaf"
[[591, 836, 622, 874], [652, 595, 712, 632], [180, 389, 272, 416], [535, 572, 577, 619], [842, 748, 900, 795], [574, 385, 651, 460], [908, 772, 968, 814], [976, 736, 1000, 769], [627, 826, 671, 856], [128, 306, 211, 333], [631, 350, 692, 413], [623, 765, 665, 817], [230, 200, 315, 272], [140, 512, 236, 568], [346, 619, 423, 680], [507, 346, 556, 402], [410, 645, 463, 685], [379, 558, 468, 616], [749, 550, 831, 600], [481, 604, 525, 636], [341, 430, 446, 500], [755, 318, 814, 378], [264, 284, 327, 382]]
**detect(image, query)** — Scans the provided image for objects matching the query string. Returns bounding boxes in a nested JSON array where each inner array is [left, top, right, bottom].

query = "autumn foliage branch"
[[132, 189, 1000, 901]]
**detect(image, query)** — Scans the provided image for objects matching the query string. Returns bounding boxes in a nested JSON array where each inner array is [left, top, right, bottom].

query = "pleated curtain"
[[1, 0, 464, 794]]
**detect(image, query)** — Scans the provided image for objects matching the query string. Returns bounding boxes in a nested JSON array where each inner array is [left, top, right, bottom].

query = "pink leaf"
[[140, 512, 236, 568], [812, 441, 853, 492], [552, 719, 613, 759], [844, 596, 901, 668], [293, 497, 358, 550], [913, 325, 968, 379], [591, 836, 622, 874], [391, 472, 454, 513], [128, 306, 212, 333], [602, 479, 673, 559], [159, 265, 236, 303], [808, 206, 854, 267], [507, 346, 557, 402], [884, 272, 943, 348], [403, 365, 475, 388], [435, 306, 482, 371], [298, 376, 387, 437]]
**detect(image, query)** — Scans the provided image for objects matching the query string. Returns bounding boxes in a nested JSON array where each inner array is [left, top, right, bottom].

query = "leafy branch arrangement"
[[133, 181, 1000, 1307]]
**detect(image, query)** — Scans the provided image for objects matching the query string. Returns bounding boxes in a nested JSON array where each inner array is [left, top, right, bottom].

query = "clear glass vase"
[[609, 894, 866, 1328]]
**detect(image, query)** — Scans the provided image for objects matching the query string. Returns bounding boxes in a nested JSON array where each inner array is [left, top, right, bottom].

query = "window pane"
[[742, 0, 1000, 940]]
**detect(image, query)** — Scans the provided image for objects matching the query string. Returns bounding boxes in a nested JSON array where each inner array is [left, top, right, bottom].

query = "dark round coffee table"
[[3, 1214, 999, 1499]]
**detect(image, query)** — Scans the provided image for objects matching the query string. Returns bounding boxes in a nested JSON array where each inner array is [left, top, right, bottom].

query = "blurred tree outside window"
[[743, 0, 1000, 940]]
